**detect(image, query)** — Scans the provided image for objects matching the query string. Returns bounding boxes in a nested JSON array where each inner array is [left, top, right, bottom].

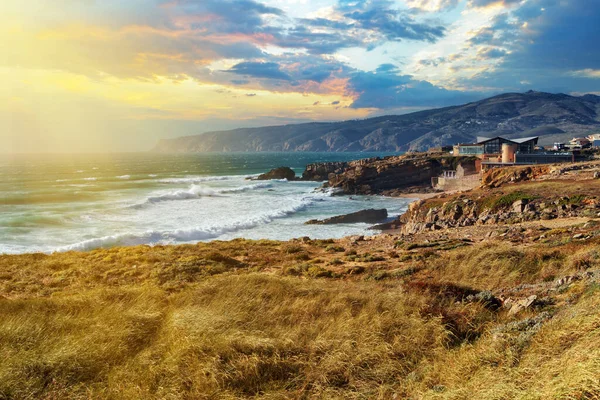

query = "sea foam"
[[143, 182, 273, 205], [56, 195, 317, 252]]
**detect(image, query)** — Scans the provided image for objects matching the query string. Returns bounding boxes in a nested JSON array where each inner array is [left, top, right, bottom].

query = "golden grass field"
[[1, 228, 600, 399]]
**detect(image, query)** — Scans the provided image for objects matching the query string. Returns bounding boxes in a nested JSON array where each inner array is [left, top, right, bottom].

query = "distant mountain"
[[153, 91, 600, 152]]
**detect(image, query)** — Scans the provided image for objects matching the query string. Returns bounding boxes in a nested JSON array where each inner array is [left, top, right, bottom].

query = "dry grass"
[[1, 234, 600, 399]]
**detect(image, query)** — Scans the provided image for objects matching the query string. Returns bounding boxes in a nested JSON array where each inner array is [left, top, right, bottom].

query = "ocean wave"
[[117, 175, 131, 180], [142, 182, 273, 205], [68, 184, 96, 188], [83, 177, 97, 181], [219, 182, 273, 194], [157, 175, 233, 184], [55, 197, 315, 252]]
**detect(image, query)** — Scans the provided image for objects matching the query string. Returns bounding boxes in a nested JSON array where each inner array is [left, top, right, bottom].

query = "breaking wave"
[[142, 183, 273, 205], [55, 196, 317, 252], [157, 175, 234, 184]]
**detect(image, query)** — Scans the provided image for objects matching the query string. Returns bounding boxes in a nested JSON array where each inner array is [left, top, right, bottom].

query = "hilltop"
[[154, 91, 600, 153]]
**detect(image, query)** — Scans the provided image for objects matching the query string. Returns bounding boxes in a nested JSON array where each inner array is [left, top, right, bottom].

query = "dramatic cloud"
[[462, 0, 600, 93], [2, 0, 600, 152], [405, 0, 460, 12], [341, 1, 445, 42], [348, 64, 482, 108], [226, 62, 292, 81], [467, 0, 521, 9]]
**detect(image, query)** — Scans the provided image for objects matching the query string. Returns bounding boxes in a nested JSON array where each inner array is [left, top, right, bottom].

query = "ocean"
[[0, 152, 413, 254]]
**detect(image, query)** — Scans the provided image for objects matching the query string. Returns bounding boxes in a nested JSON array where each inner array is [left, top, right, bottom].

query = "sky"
[[2, 0, 600, 153]]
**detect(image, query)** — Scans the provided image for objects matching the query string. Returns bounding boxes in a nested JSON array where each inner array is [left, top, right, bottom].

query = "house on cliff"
[[453, 136, 573, 166]]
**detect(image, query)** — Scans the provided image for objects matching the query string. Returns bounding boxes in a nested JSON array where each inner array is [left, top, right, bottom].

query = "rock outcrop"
[[482, 166, 550, 188], [301, 162, 348, 181], [323, 154, 477, 195], [306, 209, 388, 225], [396, 193, 600, 235], [256, 167, 297, 181]]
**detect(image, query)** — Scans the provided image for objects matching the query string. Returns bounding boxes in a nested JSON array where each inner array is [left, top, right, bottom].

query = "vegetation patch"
[[483, 191, 538, 211]]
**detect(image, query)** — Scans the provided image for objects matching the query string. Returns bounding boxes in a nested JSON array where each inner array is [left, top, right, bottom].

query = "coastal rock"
[[256, 167, 297, 181], [301, 156, 453, 196], [325, 155, 478, 195], [306, 209, 388, 225], [302, 162, 348, 181], [369, 221, 401, 230]]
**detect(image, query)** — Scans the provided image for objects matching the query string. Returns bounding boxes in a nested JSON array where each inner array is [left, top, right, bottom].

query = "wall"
[[435, 174, 481, 191]]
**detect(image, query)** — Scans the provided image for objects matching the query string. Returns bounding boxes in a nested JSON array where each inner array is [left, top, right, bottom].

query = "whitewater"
[[0, 152, 412, 254]]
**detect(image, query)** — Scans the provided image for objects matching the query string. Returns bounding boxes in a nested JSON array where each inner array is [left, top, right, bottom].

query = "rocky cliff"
[[322, 154, 477, 195], [397, 182, 600, 235], [154, 91, 600, 152], [301, 161, 349, 181]]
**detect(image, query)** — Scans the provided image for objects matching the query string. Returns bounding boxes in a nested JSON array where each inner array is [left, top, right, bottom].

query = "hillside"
[[154, 91, 600, 152]]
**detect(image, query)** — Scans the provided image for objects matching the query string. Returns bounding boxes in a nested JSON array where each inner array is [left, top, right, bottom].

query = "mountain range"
[[153, 91, 600, 152]]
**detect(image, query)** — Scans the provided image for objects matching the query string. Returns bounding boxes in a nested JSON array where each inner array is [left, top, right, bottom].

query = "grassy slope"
[[1, 229, 600, 399]]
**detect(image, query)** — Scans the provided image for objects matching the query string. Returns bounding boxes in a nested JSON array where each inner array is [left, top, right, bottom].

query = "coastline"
[[2, 159, 600, 397]]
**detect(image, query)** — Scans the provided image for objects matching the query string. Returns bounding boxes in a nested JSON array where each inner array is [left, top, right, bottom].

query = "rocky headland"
[[295, 152, 478, 195]]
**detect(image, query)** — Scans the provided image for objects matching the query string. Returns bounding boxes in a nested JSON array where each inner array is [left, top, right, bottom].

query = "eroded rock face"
[[256, 167, 297, 181], [312, 155, 478, 195], [395, 194, 600, 235], [301, 162, 348, 181], [306, 209, 388, 225]]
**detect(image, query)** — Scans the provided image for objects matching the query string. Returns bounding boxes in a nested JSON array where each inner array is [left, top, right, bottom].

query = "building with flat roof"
[[454, 135, 574, 167], [454, 136, 538, 160]]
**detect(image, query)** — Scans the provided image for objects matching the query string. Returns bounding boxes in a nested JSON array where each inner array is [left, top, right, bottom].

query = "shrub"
[[483, 191, 538, 211], [325, 245, 345, 253], [304, 265, 334, 278]]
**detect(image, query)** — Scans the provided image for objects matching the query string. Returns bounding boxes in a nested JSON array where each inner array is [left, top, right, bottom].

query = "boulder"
[[369, 220, 401, 230], [506, 295, 537, 316], [512, 199, 528, 213], [306, 209, 388, 225], [256, 167, 297, 181]]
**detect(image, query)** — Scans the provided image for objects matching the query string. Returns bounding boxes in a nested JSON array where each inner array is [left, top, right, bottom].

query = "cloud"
[[477, 47, 507, 59], [174, 0, 284, 33], [462, 0, 600, 93], [347, 64, 484, 108], [340, 0, 446, 43], [405, 0, 459, 12], [225, 62, 292, 81], [467, 0, 521, 9], [569, 69, 600, 79]]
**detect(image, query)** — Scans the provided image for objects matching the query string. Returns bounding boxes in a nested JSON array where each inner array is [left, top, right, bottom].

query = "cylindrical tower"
[[502, 143, 517, 163]]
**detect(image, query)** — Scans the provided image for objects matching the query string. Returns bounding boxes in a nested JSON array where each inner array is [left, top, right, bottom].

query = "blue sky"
[[2, 0, 600, 151]]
